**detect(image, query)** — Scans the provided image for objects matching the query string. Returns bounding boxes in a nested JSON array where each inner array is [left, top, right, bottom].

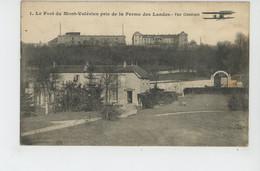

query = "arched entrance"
[[213, 71, 229, 87]]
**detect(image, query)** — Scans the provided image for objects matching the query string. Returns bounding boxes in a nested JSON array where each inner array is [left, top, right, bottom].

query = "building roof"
[[58, 35, 125, 37], [133, 31, 187, 38], [54, 65, 150, 79], [48, 37, 58, 44], [231, 74, 248, 82], [116, 65, 150, 79], [66, 32, 80, 35], [179, 31, 188, 35], [142, 34, 178, 38], [54, 65, 118, 73], [133, 31, 142, 36], [151, 73, 210, 82]]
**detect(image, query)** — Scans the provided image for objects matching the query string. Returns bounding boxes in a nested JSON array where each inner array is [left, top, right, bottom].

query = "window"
[[74, 75, 79, 82], [112, 89, 117, 101]]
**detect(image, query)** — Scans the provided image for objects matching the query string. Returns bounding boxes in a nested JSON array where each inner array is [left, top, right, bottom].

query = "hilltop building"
[[48, 32, 126, 46], [132, 31, 188, 48]]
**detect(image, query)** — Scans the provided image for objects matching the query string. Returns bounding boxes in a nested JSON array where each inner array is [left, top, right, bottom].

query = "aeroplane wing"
[[203, 17, 234, 20], [203, 17, 217, 19], [203, 11, 235, 15], [202, 12, 220, 14]]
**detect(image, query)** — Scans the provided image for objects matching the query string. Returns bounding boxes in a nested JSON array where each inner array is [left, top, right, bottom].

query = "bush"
[[162, 92, 178, 104], [101, 105, 120, 120], [228, 94, 248, 111], [140, 87, 178, 109], [184, 87, 247, 95], [140, 92, 156, 108], [57, 82, 103, 112], [20, 92, 35, 117]]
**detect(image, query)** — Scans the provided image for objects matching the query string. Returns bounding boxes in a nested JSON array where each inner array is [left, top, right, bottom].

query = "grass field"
[[21, 94, 248, 146], [20, 110, 101, 132]]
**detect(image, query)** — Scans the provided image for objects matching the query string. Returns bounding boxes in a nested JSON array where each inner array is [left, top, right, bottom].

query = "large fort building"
[[132, 31, 188, 48], [48, 32, 126, 46]]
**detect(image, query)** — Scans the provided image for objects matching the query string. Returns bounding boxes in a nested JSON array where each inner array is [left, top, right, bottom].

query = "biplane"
[[202, 11, 235, 20]]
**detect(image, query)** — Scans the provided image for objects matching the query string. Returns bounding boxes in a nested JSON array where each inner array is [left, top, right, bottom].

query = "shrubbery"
[[101, 105, 120, 120], [20, 92, 35, 117], [228, 94, 248, 111], [184, 87, 247, 95], [56, 82, 103, 112], [140, 87, 178, 109]]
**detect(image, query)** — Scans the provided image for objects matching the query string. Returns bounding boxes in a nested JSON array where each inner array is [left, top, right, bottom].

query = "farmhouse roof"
[[151, 73, 210, 82], [116, 65, 150, 79], [54, 65, 118, 73], [54, 65, 150, 79]]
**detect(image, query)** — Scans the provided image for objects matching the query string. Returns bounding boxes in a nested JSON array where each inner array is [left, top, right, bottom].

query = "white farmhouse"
[[54, 63, 150, 106]]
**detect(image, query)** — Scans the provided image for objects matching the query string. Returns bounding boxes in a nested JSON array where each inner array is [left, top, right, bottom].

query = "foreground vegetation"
[[21, 94, 248, 146]]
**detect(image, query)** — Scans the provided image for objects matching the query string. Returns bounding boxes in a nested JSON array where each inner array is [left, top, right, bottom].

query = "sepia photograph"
[[20, 1, 249, 146]]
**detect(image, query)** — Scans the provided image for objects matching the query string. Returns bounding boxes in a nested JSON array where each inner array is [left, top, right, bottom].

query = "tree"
[[234, 33, 249, 74], [215, 41, 232, 72], [31, 66, 61, 114], [84, 64, 103, 110], [150, 61, 160, 86], [97, 64, 119, 120]]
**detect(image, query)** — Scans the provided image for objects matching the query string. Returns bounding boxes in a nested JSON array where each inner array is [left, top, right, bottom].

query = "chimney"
[[122, 23, 124, 35], [123, 61, 127, 68], [53, 61, 56, 68]]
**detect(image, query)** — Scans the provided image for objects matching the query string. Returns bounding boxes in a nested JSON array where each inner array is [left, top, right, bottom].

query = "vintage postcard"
[[20, 1, 249, 146]]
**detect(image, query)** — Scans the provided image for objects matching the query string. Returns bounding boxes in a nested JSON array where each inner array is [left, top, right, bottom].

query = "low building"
[[51, 63, 150, 106], [150, 71, 246, 94], [132, 31, 188, 48], [48, 32, 126, 46], [150, 72, 213, 94]]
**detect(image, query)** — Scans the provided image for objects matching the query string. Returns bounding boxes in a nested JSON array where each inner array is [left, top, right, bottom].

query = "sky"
[[21, 2, 249, 45]]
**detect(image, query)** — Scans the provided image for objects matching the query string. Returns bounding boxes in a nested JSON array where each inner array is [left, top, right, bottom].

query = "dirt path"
[[155, 110, 225, 117], [21, 106, 137, 136], [21, 109, 225, 137], [21, 118, 101, 136]]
